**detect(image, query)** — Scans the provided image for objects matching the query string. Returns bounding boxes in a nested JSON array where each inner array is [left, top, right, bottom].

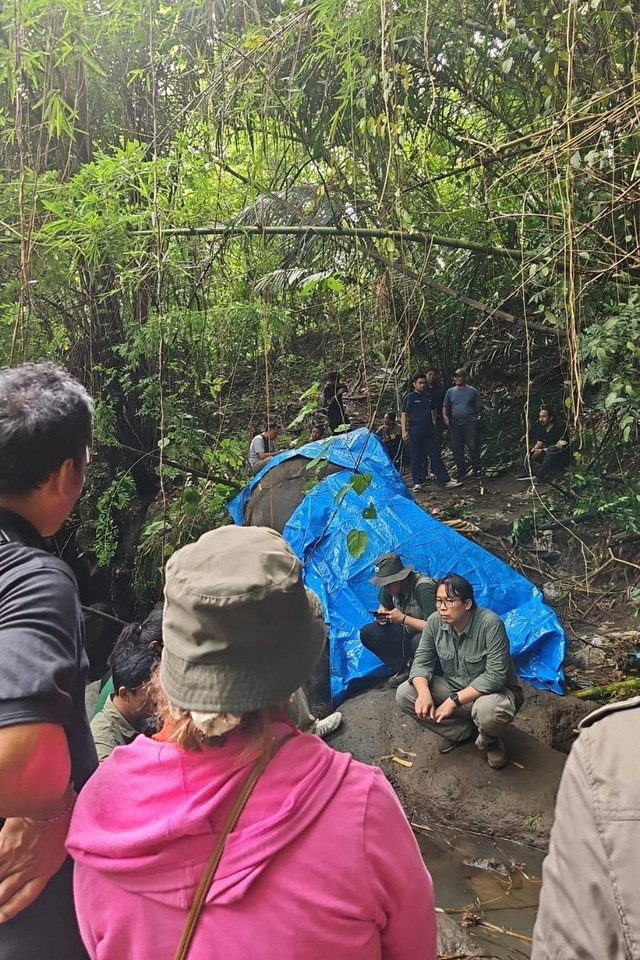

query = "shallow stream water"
[[415, 823, 543, 958]]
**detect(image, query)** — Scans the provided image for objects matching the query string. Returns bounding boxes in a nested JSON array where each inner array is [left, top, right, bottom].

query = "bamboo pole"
[[573, 679, 640, 700], [136, 222, 533, 260]]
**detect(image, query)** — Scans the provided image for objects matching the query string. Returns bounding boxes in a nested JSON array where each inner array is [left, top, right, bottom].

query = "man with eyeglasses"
[[395, 574, 524, 769]]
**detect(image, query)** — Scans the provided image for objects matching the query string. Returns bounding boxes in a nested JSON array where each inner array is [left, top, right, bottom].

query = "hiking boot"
[[312, 711, 343, 739], [412, 483, 423, 492], [438, 733, 475, 754], [486, 739, 509, 770], [387, 669, 410, 688], [444, 479, 462, 489]]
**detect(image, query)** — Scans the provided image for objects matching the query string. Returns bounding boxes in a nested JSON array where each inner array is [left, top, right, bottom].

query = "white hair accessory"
[[190, 711, 242, 737]]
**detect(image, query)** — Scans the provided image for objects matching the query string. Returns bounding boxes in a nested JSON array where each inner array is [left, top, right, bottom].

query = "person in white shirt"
[[248, 424, 280, 473]]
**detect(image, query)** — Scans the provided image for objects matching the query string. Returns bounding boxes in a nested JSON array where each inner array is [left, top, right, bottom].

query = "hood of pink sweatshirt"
[[67, 724, 352, 910]]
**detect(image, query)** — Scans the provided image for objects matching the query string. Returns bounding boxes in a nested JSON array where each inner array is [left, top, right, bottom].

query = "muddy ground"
[[330, 683, 596, 849]]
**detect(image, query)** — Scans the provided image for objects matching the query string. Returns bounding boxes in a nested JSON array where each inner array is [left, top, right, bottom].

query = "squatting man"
[[396, 574, 524, 770]]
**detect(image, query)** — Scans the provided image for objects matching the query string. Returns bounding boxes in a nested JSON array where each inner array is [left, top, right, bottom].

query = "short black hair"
[[109, 606, 163, 690], [384, 411, 396, 421], [112, 643, 159, 692], [311, 422, 325, 434], [327, 370, 339, 382], [412, 370, 426, 383], [539, 406, 554, 419], [0, 363, 93, 495], [436, 573, 475, 605]]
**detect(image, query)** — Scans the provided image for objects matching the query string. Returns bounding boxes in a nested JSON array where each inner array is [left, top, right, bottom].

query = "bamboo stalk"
[[573, 679, 640, 700], [136, 222, 532, 260]]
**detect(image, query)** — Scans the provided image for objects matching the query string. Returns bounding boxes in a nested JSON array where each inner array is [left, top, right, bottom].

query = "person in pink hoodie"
[[67, 526, 436, 960]]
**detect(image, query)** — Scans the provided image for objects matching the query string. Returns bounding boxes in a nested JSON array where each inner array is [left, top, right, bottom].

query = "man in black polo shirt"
[[401, 371, 460, 492], [0, 363, 96, 959], [518, 406, 570, 482]]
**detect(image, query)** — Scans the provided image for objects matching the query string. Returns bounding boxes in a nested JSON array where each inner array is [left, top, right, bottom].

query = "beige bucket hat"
[[160, 525, 326, 714]]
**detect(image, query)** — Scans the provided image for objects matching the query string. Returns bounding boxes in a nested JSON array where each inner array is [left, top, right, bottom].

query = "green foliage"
[[346, 528, 368, 560], [570, 475, 640, 534], [581, 295, 640, 443], [94, 472, 136, 566], [1, 0, 638, 609], [135, 477, 233, 603]]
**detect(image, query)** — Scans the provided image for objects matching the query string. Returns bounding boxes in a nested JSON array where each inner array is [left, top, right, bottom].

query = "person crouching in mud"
[[396, 574, 524, 770]]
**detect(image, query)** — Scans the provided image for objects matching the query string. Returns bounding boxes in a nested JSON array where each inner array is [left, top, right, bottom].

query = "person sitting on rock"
[[248, 423, 280, 474], [376, 411, 401, 463], [360, 552, 437, 687], [517, 406, 570, 483], [396, 574, 524, 770], [91, 627, 161, 761]]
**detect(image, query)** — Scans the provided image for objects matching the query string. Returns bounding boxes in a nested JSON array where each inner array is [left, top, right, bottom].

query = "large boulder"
[[243, 456, 343, 532], [331, 687, 566, 848]]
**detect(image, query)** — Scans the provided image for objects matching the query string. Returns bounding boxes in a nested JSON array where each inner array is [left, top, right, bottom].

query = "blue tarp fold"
[[229, 428, 566, 702]]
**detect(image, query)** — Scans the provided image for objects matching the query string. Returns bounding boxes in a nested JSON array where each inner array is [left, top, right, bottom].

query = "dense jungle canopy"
[[0, 0, 638, 607]]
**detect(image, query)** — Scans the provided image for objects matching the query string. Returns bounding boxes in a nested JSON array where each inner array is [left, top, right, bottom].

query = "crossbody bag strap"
[[173, 733, 293, 960]]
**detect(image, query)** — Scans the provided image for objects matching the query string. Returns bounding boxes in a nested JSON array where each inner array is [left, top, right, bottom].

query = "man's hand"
[[414, 691, 435, 720], [402, 430, 409, 442], [0, 802, 74, 923], [435, 698, 457, 723], [385, 607, 405, 625]]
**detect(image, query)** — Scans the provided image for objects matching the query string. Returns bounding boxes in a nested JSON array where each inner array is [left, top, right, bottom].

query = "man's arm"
[[409, 620, 438, 683], [0, 561, 91, 921], [409, 623, 438, 719], [0, 723, 70, 819], [400, 411, 409, 440], [474, 387, 483, 414], [532, 734, 618, 959], [442, 391, 451, 426]]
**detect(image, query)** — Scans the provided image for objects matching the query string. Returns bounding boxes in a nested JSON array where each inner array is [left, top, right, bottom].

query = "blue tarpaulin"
[[229, 428, 566, 702]]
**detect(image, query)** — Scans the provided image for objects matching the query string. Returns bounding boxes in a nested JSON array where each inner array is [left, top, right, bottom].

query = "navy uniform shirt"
[[401, 390, 433, 431]]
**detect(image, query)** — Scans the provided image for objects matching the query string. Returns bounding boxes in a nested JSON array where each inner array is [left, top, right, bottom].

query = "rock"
[[436, 911, 489, 958], [85, 679, 101, 719], [243, 455, 343, 532], [331, 687, 566, 848], [542, 582, 566, 603], [512, 683, 599, 754]]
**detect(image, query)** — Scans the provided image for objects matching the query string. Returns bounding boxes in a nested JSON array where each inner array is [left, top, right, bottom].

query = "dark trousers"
[[408, 428, 450, 484], [450, 420, 480, 479], [520, 444, 570, 479], [360, 621, 421, 673]]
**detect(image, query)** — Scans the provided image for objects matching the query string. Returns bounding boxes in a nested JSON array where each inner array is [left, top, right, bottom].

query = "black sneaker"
[[387, 669, 410, 688]]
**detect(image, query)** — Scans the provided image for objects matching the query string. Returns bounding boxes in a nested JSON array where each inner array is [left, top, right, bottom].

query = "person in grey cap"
[[360, 552, 437, 687], [67, 526, 437, 960], [442, 368, 483, 481]]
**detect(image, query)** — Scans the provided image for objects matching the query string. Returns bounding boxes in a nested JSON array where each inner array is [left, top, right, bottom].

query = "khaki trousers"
[[286, 688, 315, 732], [396, 676, 517, 747]]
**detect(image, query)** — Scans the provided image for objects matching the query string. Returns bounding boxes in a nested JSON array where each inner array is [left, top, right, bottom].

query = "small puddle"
[[414, 822, 543, 958]]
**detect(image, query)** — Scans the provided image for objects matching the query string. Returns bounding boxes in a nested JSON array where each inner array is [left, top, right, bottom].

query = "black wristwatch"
[[450, 691, 460, 707]]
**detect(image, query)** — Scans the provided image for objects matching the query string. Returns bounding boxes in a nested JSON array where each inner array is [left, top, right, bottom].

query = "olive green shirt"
[[410, 605, 524, 707], [90, 696, 138, 762], [379, 572, 437, 624]]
